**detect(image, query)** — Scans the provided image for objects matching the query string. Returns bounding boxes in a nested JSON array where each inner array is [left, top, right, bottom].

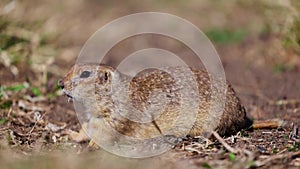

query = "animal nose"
[[58, 79, 64, 89]]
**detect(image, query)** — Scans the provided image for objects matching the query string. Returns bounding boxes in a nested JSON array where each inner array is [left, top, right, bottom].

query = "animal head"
[[58, 64, 120, 102]]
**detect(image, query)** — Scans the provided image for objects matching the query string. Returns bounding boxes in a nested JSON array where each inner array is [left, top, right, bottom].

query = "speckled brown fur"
[[58, 64, 251, 139]]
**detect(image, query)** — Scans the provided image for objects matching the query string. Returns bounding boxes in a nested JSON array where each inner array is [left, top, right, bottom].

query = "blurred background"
[[1, 0, 299, 113], [0, 0, 300, 167]]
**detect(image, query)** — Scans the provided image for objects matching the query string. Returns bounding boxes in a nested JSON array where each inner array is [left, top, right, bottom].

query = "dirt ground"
[[0, 0, 299, 169]]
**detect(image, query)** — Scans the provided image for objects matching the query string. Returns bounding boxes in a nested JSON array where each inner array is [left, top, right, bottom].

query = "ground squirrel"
[[58, 64, 251, 140]]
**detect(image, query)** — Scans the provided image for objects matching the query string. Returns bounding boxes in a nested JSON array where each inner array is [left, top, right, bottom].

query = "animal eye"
[[80, 71, 91, 78]]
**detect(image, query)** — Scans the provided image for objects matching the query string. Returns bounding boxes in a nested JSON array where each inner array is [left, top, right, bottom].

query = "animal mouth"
[[62, 89, 73, 102]]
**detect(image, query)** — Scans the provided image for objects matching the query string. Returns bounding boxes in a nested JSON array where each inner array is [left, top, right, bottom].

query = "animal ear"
[[98, 70, 111, 84]]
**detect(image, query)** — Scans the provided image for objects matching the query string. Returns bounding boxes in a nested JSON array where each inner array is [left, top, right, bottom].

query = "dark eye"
[[80, 71, 91, 78]]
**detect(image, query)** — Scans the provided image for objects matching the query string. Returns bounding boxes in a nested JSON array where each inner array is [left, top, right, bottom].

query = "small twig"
[[290, 124, 300, 142], [277, 149, 288, 154], [293, 108, 300, 113], [152, 120, 162, 135], [184, 147, 202, 154], [252, 118, 285, 129], [7, 107, 12, 118], [292, 124, 298, 136], [270, 99, 300, 106], [212, 131, 237, 154], [292, 137, 300, 143], [27, 111, 48, 137], [243, 149, 255, 161], [262, 131, 273, 134], [253, 151, 300, 167]]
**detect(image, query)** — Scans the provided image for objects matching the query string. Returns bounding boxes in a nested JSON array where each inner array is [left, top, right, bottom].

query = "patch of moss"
[[0, 86, 3, 101], [40, 32, 58, 45], [228, 152, 236, 162], [202, 162, 212, 169], [0, 100, 12, 109], [272, 63, 293, 73], [0, 33, 29, 50], [4, 84, 26, 92], [205, 28, 248, 44], [288, 142, 299, 152], [31, 87, 42, 97], [0, 118, 8, 125], [0, 16, 8, 30]]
